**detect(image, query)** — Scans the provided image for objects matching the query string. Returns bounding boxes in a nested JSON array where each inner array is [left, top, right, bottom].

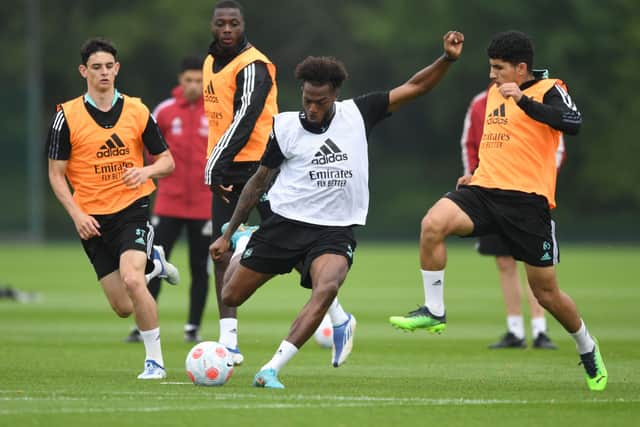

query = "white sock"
[[219, 318, 238, 349], [421, 269, 445, 316], [571, 320, 596, 354], [184, 323, 198, 332], [531, 316, 547, 339], [145, 259, 162, 283], [507, 315, 525, 339], [232, 235, 251, 258], [260, 340, 298, 373], [139, 327, 164, 367], [327, 297, 349, 326]]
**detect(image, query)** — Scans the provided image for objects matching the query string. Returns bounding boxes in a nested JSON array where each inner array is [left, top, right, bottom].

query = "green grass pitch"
[[1, 242, 639, 426]]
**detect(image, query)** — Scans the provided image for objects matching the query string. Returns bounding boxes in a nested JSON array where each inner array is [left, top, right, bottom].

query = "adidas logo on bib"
[[312, 138, 348, 165]]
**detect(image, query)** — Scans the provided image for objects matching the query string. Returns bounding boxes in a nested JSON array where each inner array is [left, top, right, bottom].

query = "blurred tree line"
[[1, 0, 638, 241]]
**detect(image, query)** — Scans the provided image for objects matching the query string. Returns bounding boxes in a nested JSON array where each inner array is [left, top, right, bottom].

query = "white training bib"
[[269, 100, 370, 226]]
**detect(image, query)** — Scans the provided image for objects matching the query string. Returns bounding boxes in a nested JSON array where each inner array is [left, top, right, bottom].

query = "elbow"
[[563, 123, 581, 136], [161, 152, 175, 175]]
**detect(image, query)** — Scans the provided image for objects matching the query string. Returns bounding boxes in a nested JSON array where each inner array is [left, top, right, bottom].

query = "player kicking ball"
[[210, 30, 464, 388]]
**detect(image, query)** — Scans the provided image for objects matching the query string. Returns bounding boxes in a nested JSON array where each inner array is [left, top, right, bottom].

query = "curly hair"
[[294, 56, 348, 89], [80, 38, 117, 65], [487, 31, 534, 70]]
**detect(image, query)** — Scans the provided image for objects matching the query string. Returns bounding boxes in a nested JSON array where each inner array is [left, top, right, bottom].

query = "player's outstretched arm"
[[388, 30, 464, 112]]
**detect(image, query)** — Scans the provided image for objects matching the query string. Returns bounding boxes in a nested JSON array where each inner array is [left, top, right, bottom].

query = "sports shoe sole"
[[389, 317, 446, 334]]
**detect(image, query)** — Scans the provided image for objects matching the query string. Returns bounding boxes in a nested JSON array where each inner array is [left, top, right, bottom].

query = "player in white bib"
[[210, 30, 465, 388]]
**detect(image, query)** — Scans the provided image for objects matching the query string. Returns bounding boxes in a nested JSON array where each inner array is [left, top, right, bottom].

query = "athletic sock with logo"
[[219, 318, 238, 349], [531, 316, 547, 339], [327, 297, 349, 326], [139, 327, 164, 367], [507, 315, 525, 340], [421, 269, 445, 316], [260, 340, 298, 372], [571, 320, 596, 354]]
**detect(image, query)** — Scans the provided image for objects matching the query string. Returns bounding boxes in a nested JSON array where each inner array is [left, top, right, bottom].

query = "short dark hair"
[[214, 0, 243, 15], [180, 55, 203, 72], [80, 38, 117, 65], [294, 56, 349, 89], [487, 31, 534, 70]]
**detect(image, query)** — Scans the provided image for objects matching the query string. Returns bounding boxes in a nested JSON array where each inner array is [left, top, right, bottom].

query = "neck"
[[85, 88, 117, 111], [210, 35, 249, 59], [517, 74, 535, 87]]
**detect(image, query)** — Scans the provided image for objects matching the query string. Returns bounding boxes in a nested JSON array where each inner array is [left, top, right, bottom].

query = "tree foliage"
[[1, 0, 638, 239]]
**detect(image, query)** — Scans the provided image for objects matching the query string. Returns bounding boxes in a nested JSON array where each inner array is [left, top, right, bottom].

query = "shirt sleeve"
[[205, 61, 273, 185], [46, 108, 71, 160], [516, 83, 582, 135], [353, 91, 390, 137], [142, 114, 169, 155], [460, 91, 487, 175], [260, 127, 285, 169]]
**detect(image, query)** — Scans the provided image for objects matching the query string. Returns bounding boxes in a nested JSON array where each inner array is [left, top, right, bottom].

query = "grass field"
[[1, 241, 639, 426]]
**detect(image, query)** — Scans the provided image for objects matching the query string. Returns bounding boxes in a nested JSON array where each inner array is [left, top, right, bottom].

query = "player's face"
[[211, 8, 244, 52], [79, 51, 119, 93], [301, 82, 337, 124], [179, 69, 203, 103], [489, 58, 518, 87]]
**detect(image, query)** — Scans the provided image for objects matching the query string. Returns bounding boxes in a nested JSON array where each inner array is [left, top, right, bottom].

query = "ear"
[[78, 64, 87, 79], [114, 62, 120, 76], [516, 62, 528, 76]]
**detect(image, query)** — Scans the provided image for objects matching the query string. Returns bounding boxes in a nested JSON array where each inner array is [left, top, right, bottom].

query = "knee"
[[420, 211, 447, 243], [495, 256, 517, 274], [313, 281, 339, 305], [121, 272, 146, 295], [530, 284, 554, 308], [112, 301, 133, 318]]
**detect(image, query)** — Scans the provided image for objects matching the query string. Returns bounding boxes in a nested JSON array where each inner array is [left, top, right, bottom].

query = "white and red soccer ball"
[[185, 341, 234, 386], [313, 314, 333, 348]]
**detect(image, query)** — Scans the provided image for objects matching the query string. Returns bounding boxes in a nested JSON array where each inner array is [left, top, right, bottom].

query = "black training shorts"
[[476, 234, 512, 257], [239, 214, 356, 288], [446, 185, 559, 267], [81, 197, 154, 279]]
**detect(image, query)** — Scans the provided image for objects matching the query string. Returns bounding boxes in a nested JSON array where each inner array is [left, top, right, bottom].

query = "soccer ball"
[[313, 314, 333, 348], [185, 341, 234, 386]]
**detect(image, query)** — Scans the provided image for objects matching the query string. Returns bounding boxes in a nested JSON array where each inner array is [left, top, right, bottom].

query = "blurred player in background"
[[460, 81, 564, 349], [47, 38, 178, 379], [125, 56, 213, 344], [391, 31, 607, 391]]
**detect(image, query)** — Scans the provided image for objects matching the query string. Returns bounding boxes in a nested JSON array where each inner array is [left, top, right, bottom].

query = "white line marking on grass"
[[1, 391, 639, 416], [1, 398, 640, 416]]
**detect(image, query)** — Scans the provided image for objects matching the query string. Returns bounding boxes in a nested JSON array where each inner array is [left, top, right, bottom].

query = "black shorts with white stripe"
[[446, 185, 560, 267], [80, 197, 155, 279]]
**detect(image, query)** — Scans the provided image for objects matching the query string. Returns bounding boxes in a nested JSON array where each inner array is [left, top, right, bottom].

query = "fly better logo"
[[97, 133, 130, 158], [311, 138, 348, 165], [486, 103, 508, 125]]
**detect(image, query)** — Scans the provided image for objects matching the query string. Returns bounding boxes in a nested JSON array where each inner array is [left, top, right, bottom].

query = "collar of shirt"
[[84, 88, 120, 109], [298, 104, 337, 134]]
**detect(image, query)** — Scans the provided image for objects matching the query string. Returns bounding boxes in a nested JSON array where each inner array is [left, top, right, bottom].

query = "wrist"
[[442, 52, 457, 63]]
